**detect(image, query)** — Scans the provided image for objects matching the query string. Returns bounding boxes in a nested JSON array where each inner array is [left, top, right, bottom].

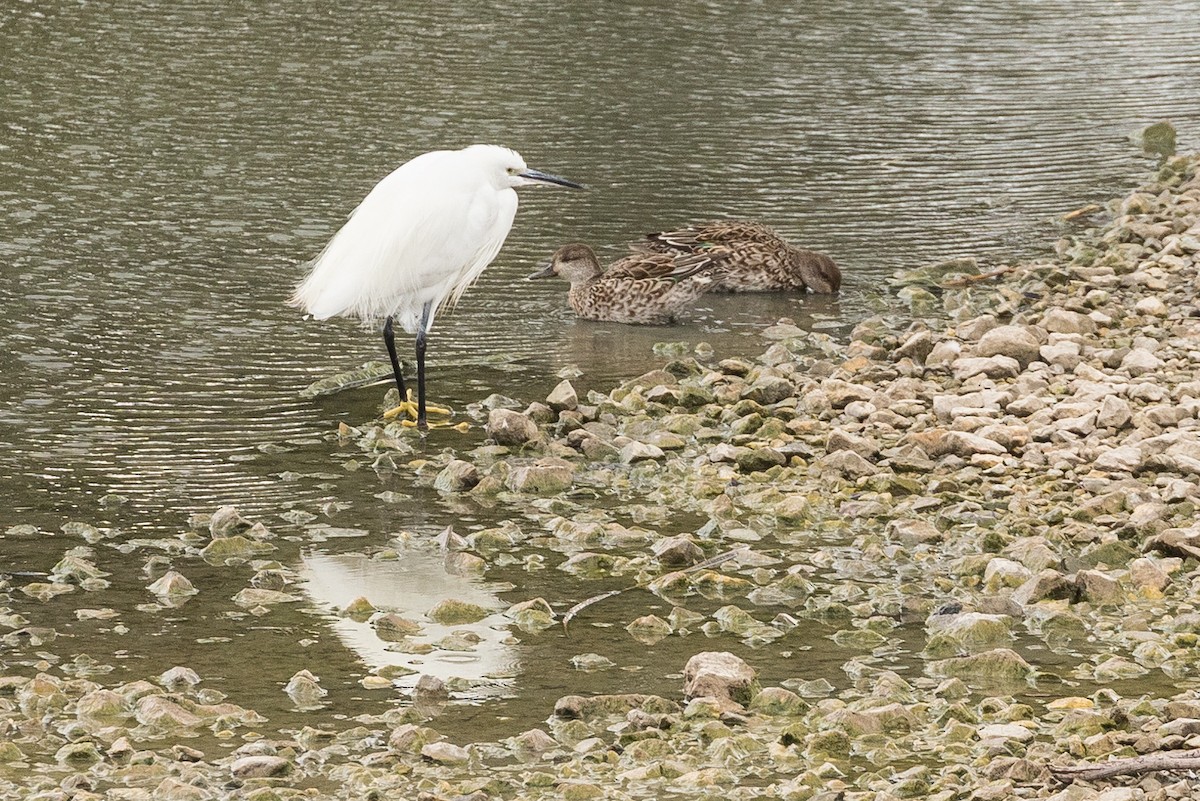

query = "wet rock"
[[553, 694, 679, 720], [146, 571, 197, 598], [507, 458, 574, 493], [159, 666, 201, 692], [1075, 569, 1122, 605], [486, 408, 539, 445], [135, 696, 204, 730], [926, 612, 1013, 656], [200, 535, 276, 563], [209, 505, 253, 538], [626, 615, 672, 645], [434, 459, 480, 492], [284, 669, 327, 709], [929, 648, 1035, 683], [374, 612, 422, 640], [652, 536, 704, 566], [230, 754, 290, 779], [427, 599, 490, 625], [682, 651, 758, 706]]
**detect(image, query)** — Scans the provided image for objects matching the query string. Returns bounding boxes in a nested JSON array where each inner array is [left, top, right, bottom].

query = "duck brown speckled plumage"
[[634, 220, 841, 294], [528, 243, 725, 324]]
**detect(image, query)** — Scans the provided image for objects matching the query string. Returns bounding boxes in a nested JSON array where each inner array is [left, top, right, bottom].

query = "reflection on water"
[[298, 550, 517, 691]]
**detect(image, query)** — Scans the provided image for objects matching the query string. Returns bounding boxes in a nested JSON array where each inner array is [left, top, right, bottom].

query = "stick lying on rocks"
[[1051, 749, 1200, 782], [562, 547, 749, 633]]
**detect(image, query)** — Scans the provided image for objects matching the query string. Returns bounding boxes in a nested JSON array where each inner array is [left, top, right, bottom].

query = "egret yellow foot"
[[399, 419, 471, 432], [382, 390, 453, 422]]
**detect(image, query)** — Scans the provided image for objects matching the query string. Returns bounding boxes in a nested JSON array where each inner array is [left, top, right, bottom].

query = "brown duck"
[[634, 220, 841, 293], [527, 243, 725, 324]]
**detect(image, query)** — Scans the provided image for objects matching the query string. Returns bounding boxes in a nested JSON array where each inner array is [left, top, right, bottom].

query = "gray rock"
[[1039, 340, 1082, 370], [736, 447, 787, 473], [620, 441, 666, 464], [819, 450, 879, 478], [942, 431, 1008, 457], [1012, 569, 1077, 606], [826, 429, 880, 459], [975, 325, 1041, 367], [1120, 348, 1164, 377], [1075, 570, 1122, 605], [952, 355, 1021, 380], [894, 330, 933, 362], [652, 536, 704, 566], [506, 458, 574, 493], [486, 408, 539, 445], [209, 505, 253, 538], [1094, 444, 1144, 473], [682, 651, 758, 705], [546, 379, 578, 412], [1097, 395, 1133, 429], [433, 459, 480, 492], [1041, 309, 1095, 335], [420, 742, 470, 765], [744, 376, 796, 405]]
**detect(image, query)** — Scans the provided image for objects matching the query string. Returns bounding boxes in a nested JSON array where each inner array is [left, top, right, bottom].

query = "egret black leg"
[[382, 316, 408, 400], [415, 301, 433, 431]]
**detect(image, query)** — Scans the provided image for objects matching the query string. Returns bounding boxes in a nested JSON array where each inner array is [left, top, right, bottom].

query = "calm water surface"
[[1, 0, 1198, 741]]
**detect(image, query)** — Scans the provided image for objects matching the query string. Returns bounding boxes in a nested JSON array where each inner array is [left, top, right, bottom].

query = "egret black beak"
[[519, 169, 586, 189], [526, 261, 557, 280]]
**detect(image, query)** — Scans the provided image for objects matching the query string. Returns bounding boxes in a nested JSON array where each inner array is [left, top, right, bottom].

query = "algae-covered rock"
[[200, 535, 276, 564], [426, 599, 490, 625], [925, 612, 1013, 656], [626, 614, 672, 645], [929, 648, 1035, 684]]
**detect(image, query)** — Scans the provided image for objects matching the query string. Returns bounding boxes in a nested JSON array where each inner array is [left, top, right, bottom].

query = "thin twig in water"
[[561, 546, 749, 633]]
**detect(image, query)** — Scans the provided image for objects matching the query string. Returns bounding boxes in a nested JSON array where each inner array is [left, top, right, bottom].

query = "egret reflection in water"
[[298, 550, 518, 693]]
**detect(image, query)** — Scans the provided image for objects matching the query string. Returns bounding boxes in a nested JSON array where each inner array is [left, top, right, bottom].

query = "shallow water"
[[2, 0, 1199, 745]]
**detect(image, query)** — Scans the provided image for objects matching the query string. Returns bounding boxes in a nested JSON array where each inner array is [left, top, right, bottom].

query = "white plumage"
[[290, 144, 582, 429]]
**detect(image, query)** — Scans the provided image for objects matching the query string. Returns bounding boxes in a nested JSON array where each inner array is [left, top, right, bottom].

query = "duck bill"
[[518, 168, 586, 189], [526, 261, 557, 280]]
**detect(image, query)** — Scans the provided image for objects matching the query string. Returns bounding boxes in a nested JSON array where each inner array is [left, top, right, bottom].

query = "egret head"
[[464, 145, 585, 190], [527, 244, 601, 283]]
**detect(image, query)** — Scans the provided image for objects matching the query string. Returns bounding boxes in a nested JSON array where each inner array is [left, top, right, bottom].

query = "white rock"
[[1041, 308, 1095, 335], [1097, 395, 1132, 429], [1134, 296, 1169, 317], [975, 325, 1041, 366], [1120, 349, 1164, 377]]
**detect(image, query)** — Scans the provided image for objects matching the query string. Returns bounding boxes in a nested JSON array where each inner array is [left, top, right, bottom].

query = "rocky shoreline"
[[3, 153, 1200, 800]]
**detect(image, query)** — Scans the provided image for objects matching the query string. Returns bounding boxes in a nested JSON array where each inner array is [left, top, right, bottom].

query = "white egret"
[[290, 145, 583, 429]]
